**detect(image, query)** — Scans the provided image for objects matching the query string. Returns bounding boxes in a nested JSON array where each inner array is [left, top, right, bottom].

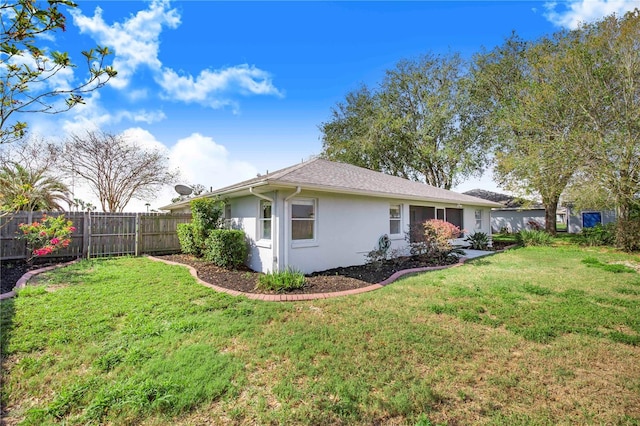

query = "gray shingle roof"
[[163, 158, 502, 209], [463, 189, 544, 209]]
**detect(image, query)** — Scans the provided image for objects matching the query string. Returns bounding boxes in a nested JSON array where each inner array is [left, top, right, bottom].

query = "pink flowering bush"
[[408, 219, 463, 260], [18, 214, 75, 261]]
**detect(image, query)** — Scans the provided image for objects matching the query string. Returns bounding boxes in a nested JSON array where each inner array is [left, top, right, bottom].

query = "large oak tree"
[[472, 33, 585, 234], [321, 53, 490, 190]]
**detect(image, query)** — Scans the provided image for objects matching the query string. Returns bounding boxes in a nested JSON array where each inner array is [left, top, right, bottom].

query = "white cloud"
[[169, 133, 258, 190], [544, 0, 639, 28], [158, 65, 283, 108], [71, 0, 283, 110], [71, 0, 180, 89], [58, 91, 166, 135]]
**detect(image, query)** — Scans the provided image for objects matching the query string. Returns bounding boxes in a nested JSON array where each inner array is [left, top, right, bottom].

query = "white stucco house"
[[161, 159, 501, 274]]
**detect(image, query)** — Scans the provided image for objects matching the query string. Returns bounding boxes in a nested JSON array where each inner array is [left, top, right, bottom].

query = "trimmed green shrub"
[[191, 198, 225, 232], [464, 232, 490, 250], [579, 223, 616, 247], [177, 223, 199, 256], [516, 230, 553, 247], [203, 229, 247, 268], [257, 268, 306, 292], [178, 197, 226, 257]]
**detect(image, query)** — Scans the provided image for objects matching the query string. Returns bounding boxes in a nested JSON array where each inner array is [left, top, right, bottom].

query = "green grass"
[[2, 248, 640, 425]]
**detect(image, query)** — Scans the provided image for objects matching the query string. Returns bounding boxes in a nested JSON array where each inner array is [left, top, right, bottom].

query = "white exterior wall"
[[491, 210, 545, 233], [286, 192, 397, 274], [227, 195, 274, 273], [284, 192, 493, 274], [170, 191, 495, 274], [567, 209, 617, 234]]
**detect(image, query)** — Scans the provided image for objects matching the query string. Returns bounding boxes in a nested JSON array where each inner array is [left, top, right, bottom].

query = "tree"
[[64, 131, 179, 212], [0, 162, 70, 211], [0, 0, 117, 144], [564, 10, 640, 223], [473, 33, 585, 234], [321, 53, 490, 189]]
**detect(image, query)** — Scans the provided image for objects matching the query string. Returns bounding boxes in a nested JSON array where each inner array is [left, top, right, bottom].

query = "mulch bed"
[[157, 253, 460, 295], [0, 242, 514, 296], [0, 258, 77, 295]]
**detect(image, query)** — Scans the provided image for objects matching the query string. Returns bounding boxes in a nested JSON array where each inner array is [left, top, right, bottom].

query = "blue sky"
[[18, 0, 640, 211]]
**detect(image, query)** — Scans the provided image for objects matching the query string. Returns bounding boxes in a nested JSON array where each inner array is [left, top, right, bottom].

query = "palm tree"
[[0, 162, 71, 211]]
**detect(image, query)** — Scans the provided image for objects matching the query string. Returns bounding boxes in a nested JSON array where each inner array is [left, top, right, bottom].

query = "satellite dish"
[[174, 184, 193, 196]]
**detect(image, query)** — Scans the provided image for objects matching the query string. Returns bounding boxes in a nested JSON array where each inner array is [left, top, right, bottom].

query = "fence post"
[[135, 213, 141, 256], [83, 212, 91, 259]]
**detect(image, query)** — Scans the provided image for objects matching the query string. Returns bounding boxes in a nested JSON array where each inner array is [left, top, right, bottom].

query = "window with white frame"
[[259, 200, 272, 240], [390, 204, 401, 235], [291, 199, 315, 240], [475, 209, 482, 230]]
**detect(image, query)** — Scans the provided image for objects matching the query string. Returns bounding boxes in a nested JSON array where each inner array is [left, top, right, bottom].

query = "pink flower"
[[69, 226, 77, 232], [39, 231, 47, 237], [51, 237, 60, 245]]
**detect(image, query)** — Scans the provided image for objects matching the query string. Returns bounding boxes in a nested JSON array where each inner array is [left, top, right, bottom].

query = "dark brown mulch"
[[157, 253, 461, 295], [0, 244, 513, 296], [0, 258, 77, 295]]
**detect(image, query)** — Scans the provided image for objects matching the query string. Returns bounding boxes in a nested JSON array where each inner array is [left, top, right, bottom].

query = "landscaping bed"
[[0, 258, 77, 295], [157, 253, 461, 294], [1, 241, 514, 296]]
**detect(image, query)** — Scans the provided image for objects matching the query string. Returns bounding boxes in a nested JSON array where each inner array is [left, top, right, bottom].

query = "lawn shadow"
[[467, 258, 492, 266], [0, 298, 16, 415]]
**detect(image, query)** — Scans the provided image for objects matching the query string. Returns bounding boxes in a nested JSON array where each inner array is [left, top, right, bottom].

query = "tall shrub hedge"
[[177, 198, 249, 268], [177, 223, 199, 256], [203, 230, 247, 268]]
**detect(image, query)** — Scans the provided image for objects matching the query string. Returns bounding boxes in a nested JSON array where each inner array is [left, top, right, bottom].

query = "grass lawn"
[[1, 245, 640, 425]]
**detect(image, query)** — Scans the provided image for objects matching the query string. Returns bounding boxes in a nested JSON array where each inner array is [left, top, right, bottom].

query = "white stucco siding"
[[491, 210, 545, 233], [567, 209, 616, 234], [287, 192, 394, 274], [228, 195, 274, 273]]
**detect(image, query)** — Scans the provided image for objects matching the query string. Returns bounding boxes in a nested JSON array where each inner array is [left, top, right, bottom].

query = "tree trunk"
[[542, 197, 559, 236]]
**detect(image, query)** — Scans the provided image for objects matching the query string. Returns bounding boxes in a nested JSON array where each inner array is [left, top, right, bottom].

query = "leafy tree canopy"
[[320, 52, 491, 190]]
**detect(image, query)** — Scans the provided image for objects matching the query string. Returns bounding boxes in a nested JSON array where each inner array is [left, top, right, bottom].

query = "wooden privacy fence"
[[0, 212, 192, 261]]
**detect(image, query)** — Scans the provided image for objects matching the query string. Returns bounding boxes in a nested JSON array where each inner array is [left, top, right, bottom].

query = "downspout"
[[283, 186, 302, 271], [249, 187, 277, 272]]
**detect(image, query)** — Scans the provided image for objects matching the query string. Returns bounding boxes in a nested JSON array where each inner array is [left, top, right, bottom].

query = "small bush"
[[579, 223, 616, 247], [203, 229, 247, 269], [464, 232, 490, 250], [516, 230, 553, 247], [177, 223, 199, 256], [257, 269, 305, 292], [408, 219, 462, 260]]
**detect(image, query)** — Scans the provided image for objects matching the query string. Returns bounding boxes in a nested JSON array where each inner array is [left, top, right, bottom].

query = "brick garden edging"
[[1, 246, 517, 303], [147, 255, 471, 302], [0, 260, 81, 301]]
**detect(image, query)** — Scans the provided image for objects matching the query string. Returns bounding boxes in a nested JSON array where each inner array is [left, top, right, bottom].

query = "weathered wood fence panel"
[[0, 212, 191, 261]]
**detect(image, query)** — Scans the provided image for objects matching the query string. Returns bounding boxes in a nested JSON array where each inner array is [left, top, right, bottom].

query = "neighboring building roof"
[[463, 189, 544, 210], [162, 158, 503, 210]]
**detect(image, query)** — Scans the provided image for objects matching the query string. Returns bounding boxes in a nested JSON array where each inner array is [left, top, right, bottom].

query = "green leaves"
[[321, 53, 489, 189], [0, 0, 116, 144]]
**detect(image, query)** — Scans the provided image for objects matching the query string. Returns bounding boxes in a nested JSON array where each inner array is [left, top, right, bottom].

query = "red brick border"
[[0, 260, 81, 301], [146, 255, 476, 302], [1, 245, 517, 303]]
